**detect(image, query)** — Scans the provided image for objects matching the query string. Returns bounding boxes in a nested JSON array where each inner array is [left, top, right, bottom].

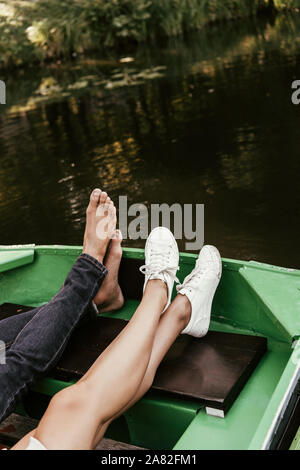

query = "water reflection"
[[0, 14, 299, 267]]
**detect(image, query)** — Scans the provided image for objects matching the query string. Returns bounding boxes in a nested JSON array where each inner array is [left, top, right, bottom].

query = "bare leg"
[[15, 280, 167, 450], [93, 229, 124, 312], [10, 430, 36, 450], [82, 191, 116, 263], [93, 294, 191, 446]]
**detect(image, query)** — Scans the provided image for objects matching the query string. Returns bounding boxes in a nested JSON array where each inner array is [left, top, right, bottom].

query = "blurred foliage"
[[2, 11, 300, 116], [0, 0, 300, 68]]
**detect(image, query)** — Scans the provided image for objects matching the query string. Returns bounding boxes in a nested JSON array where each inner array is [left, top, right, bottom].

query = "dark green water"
[[0, 14, 300, 267]]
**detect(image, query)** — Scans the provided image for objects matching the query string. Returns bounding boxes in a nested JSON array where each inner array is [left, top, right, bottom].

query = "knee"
[[49, 383, 87, 414]]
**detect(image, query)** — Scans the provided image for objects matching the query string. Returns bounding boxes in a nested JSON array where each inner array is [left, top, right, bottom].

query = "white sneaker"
[[140, 227, 179, 312], [177, 245, 222, 337]]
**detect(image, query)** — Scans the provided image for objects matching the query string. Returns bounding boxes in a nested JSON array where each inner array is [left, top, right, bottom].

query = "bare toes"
[[110, 205, 117, 227], [100, 191, 107, 205], [86, 188, 101, 213], [112, 229, 122, 242]]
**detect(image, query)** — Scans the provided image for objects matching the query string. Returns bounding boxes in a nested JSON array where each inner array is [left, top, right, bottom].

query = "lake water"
[[0, 13, 299, 267]]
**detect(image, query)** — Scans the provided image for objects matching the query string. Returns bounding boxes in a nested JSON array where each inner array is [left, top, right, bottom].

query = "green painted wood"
[[124, 395, 199, 450], [249, 345, 300, 450], [239, 264, 300, 342], [290, 426, 300, 450], [0, 250, 34, 274]]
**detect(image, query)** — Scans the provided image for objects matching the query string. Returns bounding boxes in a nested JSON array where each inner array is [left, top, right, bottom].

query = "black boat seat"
[[0, 303, 267, 415]]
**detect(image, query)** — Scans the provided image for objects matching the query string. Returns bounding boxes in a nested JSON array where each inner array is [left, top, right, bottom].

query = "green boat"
[[0, 244, 299, 450]]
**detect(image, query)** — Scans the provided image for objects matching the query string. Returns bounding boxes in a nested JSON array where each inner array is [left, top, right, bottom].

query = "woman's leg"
[[92, 244, 222, 446], [93, 294, 191, 445], [9, 430, 36, 450], [22, 279, 167, 450]]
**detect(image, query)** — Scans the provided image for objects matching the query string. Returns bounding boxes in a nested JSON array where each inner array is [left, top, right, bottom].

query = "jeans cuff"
[[79, 253, 108, 277]]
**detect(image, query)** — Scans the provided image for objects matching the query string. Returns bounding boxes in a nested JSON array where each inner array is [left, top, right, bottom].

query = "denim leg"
[[0, 253, 107, 423], [0, 307, 41, 349], [0, 301, 98, 349]]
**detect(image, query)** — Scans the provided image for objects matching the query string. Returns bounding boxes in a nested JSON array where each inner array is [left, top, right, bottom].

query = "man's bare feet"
[[94, 229, 124, 312], [83, 189, 116, 264]]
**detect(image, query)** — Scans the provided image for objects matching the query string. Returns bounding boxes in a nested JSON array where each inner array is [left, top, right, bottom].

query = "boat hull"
[[0, 245, 299, 450]]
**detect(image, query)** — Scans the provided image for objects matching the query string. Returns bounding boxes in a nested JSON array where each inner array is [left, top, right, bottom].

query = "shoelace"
[[140, 263, 180, 284], [176, 265, 207, 292], [139, 242, 179, 283]]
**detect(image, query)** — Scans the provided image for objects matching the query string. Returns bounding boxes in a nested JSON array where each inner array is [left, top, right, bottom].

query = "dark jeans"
[[0, 253, 107, 424]]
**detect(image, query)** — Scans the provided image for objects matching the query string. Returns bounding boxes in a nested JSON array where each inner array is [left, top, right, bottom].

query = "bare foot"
[[83, 189, 116, 263], [94, 229, 124, 312]]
